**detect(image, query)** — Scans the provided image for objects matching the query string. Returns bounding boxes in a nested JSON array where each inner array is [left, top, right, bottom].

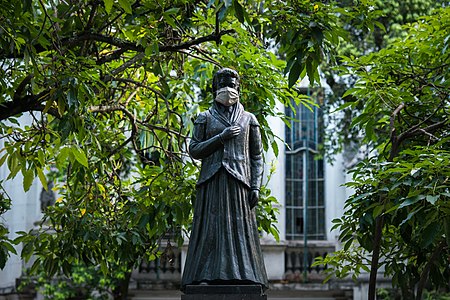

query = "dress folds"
[[181, 168, 268, 290]]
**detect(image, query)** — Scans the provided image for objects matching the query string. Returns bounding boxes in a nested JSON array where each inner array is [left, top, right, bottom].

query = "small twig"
[[388, 102, 405, 160], [176, 49, 221, 67]]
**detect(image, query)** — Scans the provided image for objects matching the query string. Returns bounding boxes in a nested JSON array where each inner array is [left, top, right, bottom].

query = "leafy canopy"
[[316, 7, 450, 299]]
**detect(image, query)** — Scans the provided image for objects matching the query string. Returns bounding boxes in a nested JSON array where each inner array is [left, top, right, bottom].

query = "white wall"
[[0, 115, 43, 291], [263, 100, 286, 242], [261, 100, 287, 279], [324, 154, 348, 243]]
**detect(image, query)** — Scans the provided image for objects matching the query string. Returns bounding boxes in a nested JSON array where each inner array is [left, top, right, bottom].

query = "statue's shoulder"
[[194, 110, 210, 124], [243, 111, 260, 126]]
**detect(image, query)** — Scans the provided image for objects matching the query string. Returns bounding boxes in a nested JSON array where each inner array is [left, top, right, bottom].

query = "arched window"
[[285, 89, 325, 240]]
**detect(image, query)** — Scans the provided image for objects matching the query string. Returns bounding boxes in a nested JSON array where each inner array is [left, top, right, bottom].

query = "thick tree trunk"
[[368, 216, 384, 300], [113, 271, 132, 300], [401, 285, 415, 300]]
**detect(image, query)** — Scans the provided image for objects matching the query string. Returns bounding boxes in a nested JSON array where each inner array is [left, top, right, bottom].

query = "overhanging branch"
[[0, 91, 53, 121], [66, 30, 235, 55]]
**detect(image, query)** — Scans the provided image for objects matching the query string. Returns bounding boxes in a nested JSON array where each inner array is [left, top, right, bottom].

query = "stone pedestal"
[[181, 285, 267, 300]]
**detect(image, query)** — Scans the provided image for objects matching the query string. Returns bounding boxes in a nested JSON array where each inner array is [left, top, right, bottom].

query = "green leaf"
[[421, 222, 440, 248], [23, 168, 34, 192], [288, 59, 302, 88], [36, 167, 48, 190], [72, 146, 89, 167], [103, 0, 113, 14], [342, 88, 358, 99], [233, 0, 245, 24], [164, 8, 180, 15], [164, 14, 177, 28], [271, 140, 279, 157], [37, 149, 45, 166], [57, 147, 71, 168], [398, 195, 425, 209], [372, 205, 384, 218], [426, 195, 439, 205], [29, 258, 41, 275], [100, 260, 108, 275], [0, 154, 7, 168], [0, 249, 7, 269], [118, 0, 132, 14], [1, 241, 17, 255]]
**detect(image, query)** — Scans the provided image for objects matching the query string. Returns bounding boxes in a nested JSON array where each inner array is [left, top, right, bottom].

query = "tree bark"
[[416, 241, 445, 300], [112, 271, 132, 300], [368, 215, 384, 300]]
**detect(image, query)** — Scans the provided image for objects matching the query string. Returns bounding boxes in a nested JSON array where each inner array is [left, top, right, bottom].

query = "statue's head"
[[212, 68, 240, 97]]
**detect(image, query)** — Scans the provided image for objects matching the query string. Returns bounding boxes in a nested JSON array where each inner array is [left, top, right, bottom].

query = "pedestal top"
[[184, 284, 264, 295]]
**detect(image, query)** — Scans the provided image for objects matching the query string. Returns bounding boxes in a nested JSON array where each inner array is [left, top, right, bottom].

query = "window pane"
[[293, 182, 303, 207], [294, 153, 303, 179], [286, 155, 292, 178], [318, 159, 324, 178], [318, 208, 325, 235], [286, 208, 293, 235], [286, 124, 291, 147], [308, 181, 317, 207], [307, 208, 317, 235], [286, 180, 293, 206], [318, 181, 324, 206], [294, 208, 303, 235]]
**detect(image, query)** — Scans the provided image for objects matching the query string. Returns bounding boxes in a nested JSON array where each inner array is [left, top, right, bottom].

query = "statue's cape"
[[210, 102, 244, 126]]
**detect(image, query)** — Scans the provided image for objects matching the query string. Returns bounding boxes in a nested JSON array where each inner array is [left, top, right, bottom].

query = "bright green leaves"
[[163, 7, 180, 28], [103, 0, 114, 14], [71, 146, 89, 168], [22, 169, 34, 192], [118, 0, 132, 14]]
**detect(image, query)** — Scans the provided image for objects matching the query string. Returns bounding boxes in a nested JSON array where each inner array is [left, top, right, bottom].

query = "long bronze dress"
[[181, 103, 268, 290]]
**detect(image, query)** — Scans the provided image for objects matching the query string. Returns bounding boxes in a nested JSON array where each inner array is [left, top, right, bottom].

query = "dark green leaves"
[[233, 0, 245, 24], [317, 8, 450, 295], [288, 59, 303, 88]]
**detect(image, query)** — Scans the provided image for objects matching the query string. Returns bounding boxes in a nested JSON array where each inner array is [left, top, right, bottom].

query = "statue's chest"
[[205, 114, 249, 139]]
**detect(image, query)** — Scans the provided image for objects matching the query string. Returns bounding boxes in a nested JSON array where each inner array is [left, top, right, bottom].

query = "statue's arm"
[[249, 117, 263, 191], [189, 113, 223, 159]]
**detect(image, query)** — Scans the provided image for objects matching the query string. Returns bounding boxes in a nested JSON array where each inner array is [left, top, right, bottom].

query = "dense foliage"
[[316, 7, 450, 300], [323, 0, 447, 157]]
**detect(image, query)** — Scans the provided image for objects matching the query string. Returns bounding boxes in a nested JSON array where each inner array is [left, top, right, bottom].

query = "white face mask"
[[215, 87, 239, 106]]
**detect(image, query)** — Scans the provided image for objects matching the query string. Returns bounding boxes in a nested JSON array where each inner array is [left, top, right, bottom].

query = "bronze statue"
[[181, 68, 268, 291]]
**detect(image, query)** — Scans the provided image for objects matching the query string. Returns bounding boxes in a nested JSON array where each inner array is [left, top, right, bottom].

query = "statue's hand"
[[220, 125, 241, 141], [249, 189, 259, 209]]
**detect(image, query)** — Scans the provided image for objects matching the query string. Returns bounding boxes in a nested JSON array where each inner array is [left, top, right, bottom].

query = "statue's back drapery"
[[181, 68, 268, 291]]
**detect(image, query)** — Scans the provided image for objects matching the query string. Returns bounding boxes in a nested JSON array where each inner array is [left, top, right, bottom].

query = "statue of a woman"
[[181, 68, 268, 291]]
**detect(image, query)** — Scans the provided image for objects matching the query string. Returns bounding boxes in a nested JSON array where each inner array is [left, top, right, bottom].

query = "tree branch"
[[389, 102, 405, 161], [96, 48, 127, 65], [1, 29, 234, 60], [0, 91, 53, 121], [398, 119, 448, 145], [65, 30, 235, 55], [13, 74, 34, 101]]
